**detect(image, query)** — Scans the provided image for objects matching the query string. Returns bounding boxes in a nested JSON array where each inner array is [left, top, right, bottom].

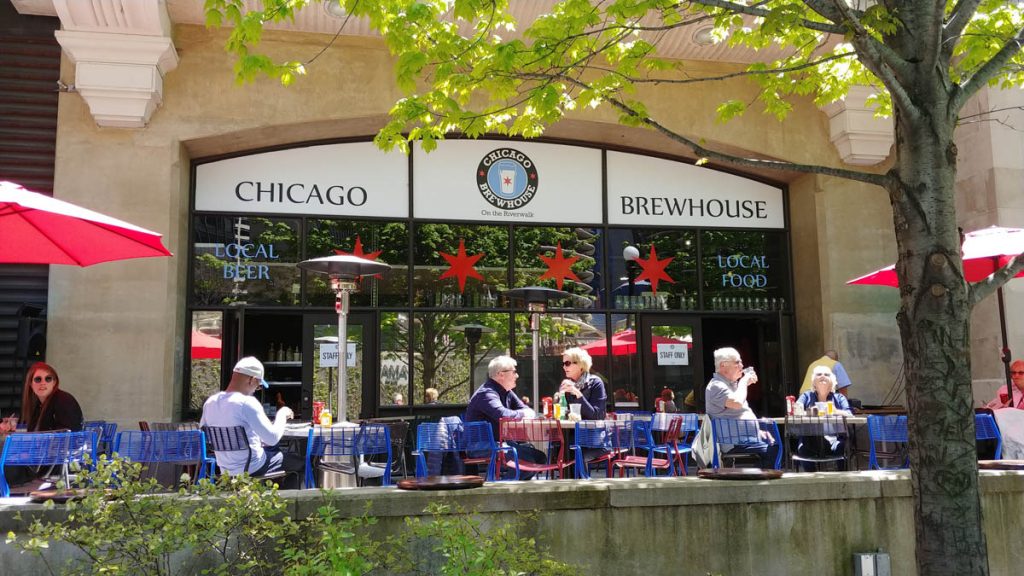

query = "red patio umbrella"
[[0, 181, 172, 266], [191, 330, 222, 360], [581, 329, 690, 356], [848, 226, 1024, 405]]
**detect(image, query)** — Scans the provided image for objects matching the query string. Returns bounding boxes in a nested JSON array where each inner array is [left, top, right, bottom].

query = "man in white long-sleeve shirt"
[[201, 356, 303, 486]]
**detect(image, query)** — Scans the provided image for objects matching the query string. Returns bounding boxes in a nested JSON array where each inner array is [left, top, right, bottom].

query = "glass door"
[[303, 312, 377, 422], [639, 315, 703, 414]]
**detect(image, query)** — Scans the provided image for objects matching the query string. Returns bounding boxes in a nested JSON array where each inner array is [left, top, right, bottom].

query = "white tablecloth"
[[993, 409, 1024, 459]]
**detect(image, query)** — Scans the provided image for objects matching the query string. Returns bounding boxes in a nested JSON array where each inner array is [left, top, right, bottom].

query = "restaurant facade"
[[4, 1, 1022, 427]]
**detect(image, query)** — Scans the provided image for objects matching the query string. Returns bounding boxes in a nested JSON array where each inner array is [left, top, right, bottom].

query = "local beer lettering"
[[215, 243, 279, 280]]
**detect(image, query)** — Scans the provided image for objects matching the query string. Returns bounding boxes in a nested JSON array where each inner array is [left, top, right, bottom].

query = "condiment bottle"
[[559, 393, 569, 420], [319, 408, 332, 427]]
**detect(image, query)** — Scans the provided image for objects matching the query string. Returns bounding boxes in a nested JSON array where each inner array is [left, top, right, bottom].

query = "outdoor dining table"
[[769, 415, 866, 471]]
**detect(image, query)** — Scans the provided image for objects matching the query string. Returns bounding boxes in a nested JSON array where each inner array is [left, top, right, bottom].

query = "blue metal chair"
[[650, 413, 699, 475], [867, 415, 910, 470], [305, 424, 392, 489], [415, 420, 500, 480], [83, 420, 118, 455], [0, 430, 98, 496], [710, 418, 783, 470], [112, 430, 209, 483], [571, 420, 631, 479], [975, 413, 1002, 460], [202, 425, 289, 483], [614, 418, 685, 477]]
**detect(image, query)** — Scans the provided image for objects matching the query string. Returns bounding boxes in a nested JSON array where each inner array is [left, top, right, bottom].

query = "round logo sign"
[[476, 148, 539, 210]]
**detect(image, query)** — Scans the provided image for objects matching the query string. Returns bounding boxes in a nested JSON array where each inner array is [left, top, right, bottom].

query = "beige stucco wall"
[[47, 24, 901, 426], [956, 86, 1024, 405]]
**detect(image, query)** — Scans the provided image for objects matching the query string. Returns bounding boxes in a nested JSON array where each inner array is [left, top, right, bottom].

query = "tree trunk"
[[890, 107, 988, 575]]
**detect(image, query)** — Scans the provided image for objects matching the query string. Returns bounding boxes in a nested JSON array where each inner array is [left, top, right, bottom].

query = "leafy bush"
[[9, 456, 295, 576], [9, 458, 580, 576]]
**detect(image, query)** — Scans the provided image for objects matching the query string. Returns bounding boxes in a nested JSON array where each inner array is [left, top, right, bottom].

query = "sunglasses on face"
[[1012, 371, 1024, 376], [33, 375, 55, 383], [562, 361, 576, 367]]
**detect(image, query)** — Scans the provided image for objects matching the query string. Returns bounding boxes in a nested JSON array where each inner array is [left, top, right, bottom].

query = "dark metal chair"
[[201, 425, 288, 483], [710, 418, 783, 470], [784, 415, 849, 471], [304, 424, 392, 489]]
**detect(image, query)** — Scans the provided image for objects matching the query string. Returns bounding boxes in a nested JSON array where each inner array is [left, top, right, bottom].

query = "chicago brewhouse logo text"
[[476, 148, 539, 210]]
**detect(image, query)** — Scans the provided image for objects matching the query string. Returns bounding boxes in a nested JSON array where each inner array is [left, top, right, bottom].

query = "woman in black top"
[[20, 361, 83, 432]]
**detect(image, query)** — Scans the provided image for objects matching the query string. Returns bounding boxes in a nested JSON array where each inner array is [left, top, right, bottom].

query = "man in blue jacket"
[[466, 355, 543, 478]]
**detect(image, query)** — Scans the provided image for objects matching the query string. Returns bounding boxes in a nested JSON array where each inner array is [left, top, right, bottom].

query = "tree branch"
[[693, 0, 845, 35], [968, 254, 1024, 307], [944, 0, 984, 48], [953, 24, 1024, 111], [594, 88, 893, 187]]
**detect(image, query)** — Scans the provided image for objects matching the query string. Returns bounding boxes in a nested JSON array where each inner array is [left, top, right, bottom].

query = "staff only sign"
[[413, 140, 602, 224], [606, 151, 784, 229], [194, 142, 408, 217]]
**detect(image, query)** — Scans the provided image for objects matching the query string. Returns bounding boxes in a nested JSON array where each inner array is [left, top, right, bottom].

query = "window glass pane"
[[311, 321, 363, 421], [189, 311, 223, 412], [412, 312, 510, 405], [512, 226, 602, 309], [701, 230, 789, 311], [305, 220, 409, 307], [412, 224, 509, 308], [607, 313, 641, 409], [513, 312, 608, 404], [380, 312, 410, 407], [607, 228, 698, 311], [191, 216, 301, 306]]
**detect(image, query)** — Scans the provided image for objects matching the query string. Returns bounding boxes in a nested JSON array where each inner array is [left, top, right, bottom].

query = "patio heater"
[[451, 323, 495, 393], [502, 286, 570, 407], [313, 335, 339, 414], [298, 255, 390, 422]]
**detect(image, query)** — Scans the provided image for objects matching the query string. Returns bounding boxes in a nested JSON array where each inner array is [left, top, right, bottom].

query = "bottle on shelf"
[[292, 346, 301, 362], [268, 343, 277, 361]]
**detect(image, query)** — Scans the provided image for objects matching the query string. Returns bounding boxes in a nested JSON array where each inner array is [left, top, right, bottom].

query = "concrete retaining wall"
[[2, 471, 1023, 575]]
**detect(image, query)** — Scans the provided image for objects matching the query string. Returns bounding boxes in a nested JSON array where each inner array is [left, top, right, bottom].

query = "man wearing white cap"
[[200, 356, 302, 485]]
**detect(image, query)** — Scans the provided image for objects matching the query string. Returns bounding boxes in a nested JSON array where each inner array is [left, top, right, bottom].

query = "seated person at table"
[[656, 388, 679, 413], [984, 359, 1024, 410], [465, 356, 544, 479], [556, 347, 607, 420], [705, 347, 779, 469], [200, 357, 303, 487], [795, 366, 852, 471], [1, 362, 84, 490]]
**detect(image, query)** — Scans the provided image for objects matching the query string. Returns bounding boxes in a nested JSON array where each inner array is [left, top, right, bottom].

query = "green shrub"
[[9, 455, 295, 576], [9, 459, 581, 576]]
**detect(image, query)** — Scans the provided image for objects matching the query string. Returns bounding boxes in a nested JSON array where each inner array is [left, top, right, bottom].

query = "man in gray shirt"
[[705, 347, 778, 468]]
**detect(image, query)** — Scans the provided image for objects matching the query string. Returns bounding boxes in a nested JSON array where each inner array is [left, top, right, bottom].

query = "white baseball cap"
[[233, 356, 268, 388]]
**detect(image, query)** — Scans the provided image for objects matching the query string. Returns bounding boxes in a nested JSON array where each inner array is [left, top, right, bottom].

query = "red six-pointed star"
[[439, 238, 484, 293], [538, 241, 580, 290], [634, 245, 675, 293], [333, 235, 384, 279]]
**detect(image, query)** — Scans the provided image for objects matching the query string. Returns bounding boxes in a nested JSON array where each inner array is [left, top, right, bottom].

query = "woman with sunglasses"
[[18, 362, 83, 432], [557, 347, 607, 420]]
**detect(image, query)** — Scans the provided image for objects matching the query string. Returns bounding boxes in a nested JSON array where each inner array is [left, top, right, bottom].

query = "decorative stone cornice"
[[51, 0, 178, 128], [820, 85, 894, 166]]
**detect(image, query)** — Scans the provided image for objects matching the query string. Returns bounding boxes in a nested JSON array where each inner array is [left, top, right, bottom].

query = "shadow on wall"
[[834, 313, 903, 406]]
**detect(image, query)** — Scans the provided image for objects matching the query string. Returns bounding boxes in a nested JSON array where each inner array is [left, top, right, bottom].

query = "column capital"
[[820, 85, 894, 166], [52, 0, 178, 128]]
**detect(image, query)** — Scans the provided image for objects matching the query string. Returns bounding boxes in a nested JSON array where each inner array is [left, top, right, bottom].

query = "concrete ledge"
[[3, 471, 1023, 576]]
